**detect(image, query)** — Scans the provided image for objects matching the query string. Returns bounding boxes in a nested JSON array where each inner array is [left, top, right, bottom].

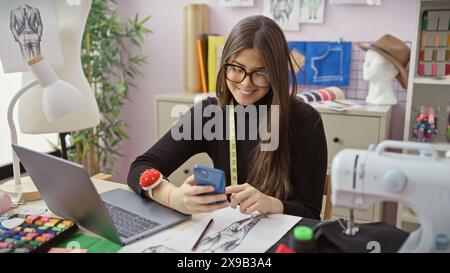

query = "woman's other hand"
[[226, 183, 283, 214]]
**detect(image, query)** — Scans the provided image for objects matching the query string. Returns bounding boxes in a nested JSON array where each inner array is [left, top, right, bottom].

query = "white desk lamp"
[[6, 55, 86, 206], [1, 0, 100, 204]]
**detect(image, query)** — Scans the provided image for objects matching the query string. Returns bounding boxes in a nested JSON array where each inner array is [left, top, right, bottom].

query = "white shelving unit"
[[432, 142, 450, 152], [414, 77, 450, 85], [399, 0, 450, 231]]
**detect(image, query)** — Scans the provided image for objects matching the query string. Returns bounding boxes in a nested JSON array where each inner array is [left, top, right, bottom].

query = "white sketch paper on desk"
[[0, 0, 63, 73], [130, 207, 301, 253], [118, 225, 179, 253]]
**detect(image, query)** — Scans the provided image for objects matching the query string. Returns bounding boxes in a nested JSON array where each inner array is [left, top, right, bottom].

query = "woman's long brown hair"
[[216, 15, 298, 200]]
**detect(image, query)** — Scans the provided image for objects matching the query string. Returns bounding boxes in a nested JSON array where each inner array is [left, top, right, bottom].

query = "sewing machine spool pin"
[[343, 209, 359, 236]]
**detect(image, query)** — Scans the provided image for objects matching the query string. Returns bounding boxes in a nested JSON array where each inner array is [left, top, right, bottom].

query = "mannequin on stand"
[[18, 0, 100, 135], [358, 34, 410, 106]]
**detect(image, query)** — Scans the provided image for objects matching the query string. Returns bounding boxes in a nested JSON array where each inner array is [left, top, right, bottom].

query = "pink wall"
[[114, 0, 417, 183]]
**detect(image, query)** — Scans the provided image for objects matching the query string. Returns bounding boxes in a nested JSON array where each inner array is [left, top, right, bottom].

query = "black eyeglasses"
[[224, 63, 270, 88]]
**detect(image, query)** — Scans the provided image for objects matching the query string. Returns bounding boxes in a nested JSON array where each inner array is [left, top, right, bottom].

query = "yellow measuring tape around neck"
[[229, 102, 238, 186]]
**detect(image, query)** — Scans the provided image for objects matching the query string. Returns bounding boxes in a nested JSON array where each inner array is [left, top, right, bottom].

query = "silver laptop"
[[12, 144, 190, 246]]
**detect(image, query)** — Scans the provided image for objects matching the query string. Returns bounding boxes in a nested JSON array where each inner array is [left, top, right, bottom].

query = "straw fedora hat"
[[357, 34, 410, 89]]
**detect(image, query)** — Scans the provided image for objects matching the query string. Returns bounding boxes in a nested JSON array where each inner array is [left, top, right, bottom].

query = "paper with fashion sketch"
[[118, 225, 180, 253], [0, 0, 63, 73], [300, 0, 325, 24], [120, 207, 301, 253], [263, 0, 301, 31]]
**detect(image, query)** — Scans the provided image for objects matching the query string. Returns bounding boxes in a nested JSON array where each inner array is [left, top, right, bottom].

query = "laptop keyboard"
[[103, 202, 161, 239]]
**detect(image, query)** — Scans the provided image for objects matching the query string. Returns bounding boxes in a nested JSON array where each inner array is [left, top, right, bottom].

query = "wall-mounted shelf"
[[414, 77, 450, 85], [431, 142, 450, 152]]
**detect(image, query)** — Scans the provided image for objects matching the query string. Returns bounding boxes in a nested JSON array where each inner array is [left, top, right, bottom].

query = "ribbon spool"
[[297, 87, 345, 103]]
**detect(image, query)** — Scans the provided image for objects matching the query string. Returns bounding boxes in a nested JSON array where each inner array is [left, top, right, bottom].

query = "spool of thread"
[[318, 89, 330, 100], [298, 86, 345, 103], [431, 63, 438, 76], [432, 49, 438, 61], [434, 33, 440, 47], [323, 88, 336, 100], [289, 226, 316, 253], [297, 93, 309, 103], [418, 63, 425, 75], [421, 32, 427, 46], [311, 91, 323, 101], [300, 92, 316, 102], [421, 12, 428, 30], [327, 86, 345, 99], [419, 49, 425, 61]]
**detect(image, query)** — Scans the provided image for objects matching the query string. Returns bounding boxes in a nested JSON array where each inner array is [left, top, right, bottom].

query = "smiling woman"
[[224, 49, 271, 105], [128, 15, 328, 220]]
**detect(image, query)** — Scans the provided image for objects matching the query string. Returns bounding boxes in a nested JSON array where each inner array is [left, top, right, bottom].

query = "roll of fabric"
[[297, 87, 345, 103]]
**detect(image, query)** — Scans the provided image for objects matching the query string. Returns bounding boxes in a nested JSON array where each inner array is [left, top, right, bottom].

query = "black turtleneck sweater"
[[127, 92, 327, 219]]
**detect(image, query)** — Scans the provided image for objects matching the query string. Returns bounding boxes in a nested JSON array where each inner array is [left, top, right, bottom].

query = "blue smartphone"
[[193, 165, 225, 203]]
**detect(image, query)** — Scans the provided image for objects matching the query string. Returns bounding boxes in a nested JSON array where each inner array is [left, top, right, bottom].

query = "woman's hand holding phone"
[[170, 175, 229, 215]]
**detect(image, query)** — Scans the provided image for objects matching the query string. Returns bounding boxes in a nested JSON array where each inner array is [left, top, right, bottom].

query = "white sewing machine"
[[331, 140, 450, 253]]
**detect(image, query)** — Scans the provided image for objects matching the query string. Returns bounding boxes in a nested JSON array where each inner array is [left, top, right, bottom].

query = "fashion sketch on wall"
[[263, 0, 301, 31], [10, 3, 43, 61], [219, 0, 254, 7], [300, 0, 325, 23], [0, 0, 63, 73]]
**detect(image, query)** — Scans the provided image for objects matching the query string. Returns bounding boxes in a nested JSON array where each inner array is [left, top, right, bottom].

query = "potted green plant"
[[64, 0, 151, 175]]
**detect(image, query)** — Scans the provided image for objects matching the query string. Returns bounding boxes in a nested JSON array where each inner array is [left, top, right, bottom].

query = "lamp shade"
[[28, 55, 86, 122]]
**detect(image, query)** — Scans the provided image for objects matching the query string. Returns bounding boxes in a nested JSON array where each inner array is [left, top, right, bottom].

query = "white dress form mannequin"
[[18, 0, 100, 133], [362, 50, 399, 106]]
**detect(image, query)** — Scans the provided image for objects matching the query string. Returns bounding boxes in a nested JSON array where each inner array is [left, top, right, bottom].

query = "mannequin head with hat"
[[362, 50, 399, 105], [358, 34, 410, 105]]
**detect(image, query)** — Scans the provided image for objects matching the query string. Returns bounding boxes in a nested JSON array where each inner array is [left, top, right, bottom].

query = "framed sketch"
[[263, 0, 301, 32], [219, 0, 254, 7], [0, 0, 63, 73], [299, 0, 325, 24], [329, 0, 381, 4]]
